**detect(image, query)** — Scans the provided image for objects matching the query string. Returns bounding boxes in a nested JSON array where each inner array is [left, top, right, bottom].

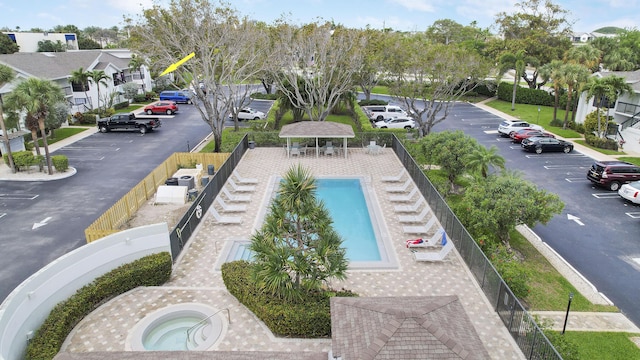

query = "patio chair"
[[227, 178, 256, 192], [389, 188, 418, 202], [398, 206, 431, 223], [382, 169, 407, 182], [221, 187, 251, 202], [325, 146, 334, 156], [402, 216, 437, 235], [393, 197, 425, 213], [406, 228, 445, 248], [291, 147, 301, 156], [233, 169, 258, 184], [411, 233, 453, 262], [209, 207, 242, 224], [385, 178, 412, 193], [216, 197, 247, 212]]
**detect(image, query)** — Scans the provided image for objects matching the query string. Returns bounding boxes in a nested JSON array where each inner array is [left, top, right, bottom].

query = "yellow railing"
[[84, 152, 229, 243]]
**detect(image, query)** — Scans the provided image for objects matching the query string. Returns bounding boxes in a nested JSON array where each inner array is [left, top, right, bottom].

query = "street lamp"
[[537, 107, 540, 125], [562, 292, 574, 335]]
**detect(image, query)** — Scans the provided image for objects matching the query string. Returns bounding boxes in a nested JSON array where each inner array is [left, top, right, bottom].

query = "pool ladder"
[[185, 308, 231, 350]]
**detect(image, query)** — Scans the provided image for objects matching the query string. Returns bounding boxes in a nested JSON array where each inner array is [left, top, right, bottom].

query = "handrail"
[[186, 308, 231, 339], [620, 110, 640, 130]]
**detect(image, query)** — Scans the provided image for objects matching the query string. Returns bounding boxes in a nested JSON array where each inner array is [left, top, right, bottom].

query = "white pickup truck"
[[362, 105, 408, 121]]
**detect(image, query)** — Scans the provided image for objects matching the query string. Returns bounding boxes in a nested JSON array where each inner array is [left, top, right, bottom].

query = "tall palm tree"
[[69, 67, 92, 109], [87, 70, 110, 112], [498, 50, 527, 111], [583, 75, 632, 137], [466, 144, 505, 179], [564, 45, 602, 73], [560, 64, 590, 129], [6, 78, 64, 175], [128, 54, 146, 92], [538, 60, 564, 122], [0, 64, 16, 173]]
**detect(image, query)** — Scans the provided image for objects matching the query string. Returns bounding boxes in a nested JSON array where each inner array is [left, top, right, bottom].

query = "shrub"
[[583, 110, 613, 136], [25, 252, 172, 360], [549, 118, 564, 127], [10, 151, 42, 170], [497, 82, 553, 106], [474, 81, 497, 97], [133, 94, 147, 102], [51, 155, 68, 172], [250, 92, 278, 100], [358, 99, 388, 106], [585, 134, 619, 151], [113, 100, 130, 110], [489, 246, 531, 299]]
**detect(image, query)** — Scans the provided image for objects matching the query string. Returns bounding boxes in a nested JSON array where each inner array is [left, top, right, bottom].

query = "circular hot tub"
[[128, 303, 226, 351]]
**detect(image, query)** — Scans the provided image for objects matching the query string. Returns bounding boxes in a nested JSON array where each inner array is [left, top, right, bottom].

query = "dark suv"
[[586, 161, 640, 191]]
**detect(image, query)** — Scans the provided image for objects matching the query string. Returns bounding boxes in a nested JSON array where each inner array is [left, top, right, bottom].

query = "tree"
[[420, 130, 479, 193], [69, 67, 92, 109], [425, 19, 465, 45], [87, 70, 110, 112], [37, 40, 65, 52], [582, 75, 632, 137], [121, 82, 139, 100], [6, 78, 64, 175], [538, 60, 564, 121], [498, 50, 528, 111], [45, 102, 69, 138], [129, 0, 270, 151], [128, 54, 146, 92], [0, 33, 19, 54], [0, 64, 16, 173], [354, 27, 388, 101], [457, 173, 564, 246], [564, 45, 602, 73], [250, 165, 348, 301], [466, 144, 505, 179], [559, 63, 590, 129], [78, 37, 101, 50]]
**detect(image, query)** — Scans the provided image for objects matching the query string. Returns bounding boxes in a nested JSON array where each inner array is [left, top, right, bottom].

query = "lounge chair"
[[233, 169, 258, 184], [385, 178, 412, 193], [403, 216, 437, 235], [389, 188, 418, 202], [221, 187, 251, 202], [382, 169, 407, 182], [406, 228, 445, 248], [325, 146, 334, 156], [209, 207, 242, 224], [216, 197, 247, 212], [411, 233, 453, 262], [398, 206, 431, 223], [227, 178, 255, 192], [393, 197, 425, 213], [290, 146, 301, 156]]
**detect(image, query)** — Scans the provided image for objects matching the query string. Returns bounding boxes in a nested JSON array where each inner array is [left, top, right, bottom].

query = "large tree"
[[250, 165, 348, 301], [354, 27, 388, 101], [559, 63, 590, 129], [420, 130, 479, 193], [0, 33, 19, 54], [498, 50, 528, 111], [0, 64, 16, 172], [129, 0, 270, 151], [538, 60, 564, 121]]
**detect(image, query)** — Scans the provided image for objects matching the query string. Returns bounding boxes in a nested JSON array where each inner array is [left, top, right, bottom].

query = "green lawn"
[[37, 127, 88, 146], [562, 331, 640, 360], [114, 103, 151, 114]]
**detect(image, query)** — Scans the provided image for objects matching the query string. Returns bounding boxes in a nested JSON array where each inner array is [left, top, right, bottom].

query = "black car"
[[521, 137, 573, 154]]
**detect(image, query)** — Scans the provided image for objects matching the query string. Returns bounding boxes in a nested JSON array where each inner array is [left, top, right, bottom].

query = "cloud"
[[354, 15, 417, 31], [108, 0, 156, 13], [388, 0, 435, 12], [607, 0, 637, 7]]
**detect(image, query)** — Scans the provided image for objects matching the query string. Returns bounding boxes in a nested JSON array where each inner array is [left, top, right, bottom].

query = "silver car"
[[618, 180, 640, 204]]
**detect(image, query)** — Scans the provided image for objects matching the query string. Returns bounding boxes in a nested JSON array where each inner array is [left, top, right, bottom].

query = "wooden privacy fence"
[[84, 152, 229, 243]]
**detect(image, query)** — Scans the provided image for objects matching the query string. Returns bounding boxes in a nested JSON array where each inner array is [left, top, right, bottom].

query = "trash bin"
[[165, 177, 179, 186], [178, 175, 195, 190], [207, 164, 215, 175], [248, 141, 256, 149], [201, 177, 209, 186], [187, 188, 198, 201]]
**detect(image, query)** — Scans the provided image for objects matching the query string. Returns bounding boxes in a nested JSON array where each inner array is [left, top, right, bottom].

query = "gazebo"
[[279, 121, 355, 158]]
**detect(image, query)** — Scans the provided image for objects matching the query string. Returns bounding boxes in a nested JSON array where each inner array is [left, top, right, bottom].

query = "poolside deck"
[[60, 148, 525, 359]]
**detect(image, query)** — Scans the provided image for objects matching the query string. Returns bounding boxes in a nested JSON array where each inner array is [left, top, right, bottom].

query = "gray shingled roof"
[[0, 51, 131, 81], [279, 121, 355, 138], [54, 351, 328, 360], [598, 70, 640, 92], [331, 296, 490, 360]]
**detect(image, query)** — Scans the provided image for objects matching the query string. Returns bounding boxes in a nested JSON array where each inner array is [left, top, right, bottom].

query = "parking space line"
[[484, 130, 499, 134], [0, 194, 39, 200], [62, 146, 120, 151], [627, 212, 640, 219], [63, 156, 105, 161], [543, 165, 590, 170], [565, 178, 590, 183], [592, 193, 621, 199], [526, 154, 587, 159], [0, 213, 6, 220]]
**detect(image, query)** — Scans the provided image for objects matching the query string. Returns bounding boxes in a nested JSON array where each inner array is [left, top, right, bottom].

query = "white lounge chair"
[[403, 216, 437, 235], [290, 147, 301, 156], [394, 197, 425, 213], [325, 146, 334, 156], [411, 233, 454, 262], [209, 207, 242, 224], [221, 187, 251, 202], [389, 188, 418, 202], [228, 178, 255, 192], [398, 206, 431, 223], [382, 169, 406, 182], [233, 169, 258, 184], [216, 197, 247, 212], [406, 228, 445, 248], [385, 178, 412, 193]]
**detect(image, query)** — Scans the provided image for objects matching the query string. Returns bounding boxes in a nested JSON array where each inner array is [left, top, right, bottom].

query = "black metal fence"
[[392, 136, 562, 360]]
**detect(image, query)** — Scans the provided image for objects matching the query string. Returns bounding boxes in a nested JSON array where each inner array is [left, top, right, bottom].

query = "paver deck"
[[61, 147, 524, 359]]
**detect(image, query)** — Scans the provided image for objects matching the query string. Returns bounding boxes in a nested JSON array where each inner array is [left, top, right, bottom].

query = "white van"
[[363, 105, 408, 121]]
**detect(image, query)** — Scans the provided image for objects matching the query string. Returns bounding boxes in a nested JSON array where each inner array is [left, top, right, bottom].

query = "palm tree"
[[467, 144, 505, 178], [0, 64, 16, 173], [6, 78, 64, 175], [250, 165, 348, 301], [564, 45, 602, 73], [560, 64, 590, 129], [498, 50, 527, 111], [87, 70, 110, 112], [128, 54, 146, 92], [69, 67, 92, 109], [583, 75, 633, 137], [538, 60, 564, 122]]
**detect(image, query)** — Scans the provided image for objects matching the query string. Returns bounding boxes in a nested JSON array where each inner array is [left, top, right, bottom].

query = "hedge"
[[4, 151, 43, 170], [51, 155, 68, 172], [113, 100, 130, 110], [497, 82, 553, 107], [221, 260, 357, 337], [25, 252, 172, 360], [585, 134, 619, 151]]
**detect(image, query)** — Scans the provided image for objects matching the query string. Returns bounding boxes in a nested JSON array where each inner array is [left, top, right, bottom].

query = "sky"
[[1, 0, 639, 34]]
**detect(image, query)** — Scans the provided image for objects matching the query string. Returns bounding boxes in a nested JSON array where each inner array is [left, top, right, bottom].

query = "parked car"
[[498, 120, 543, 137], [229, 107, 266, 120], [587, 160, 640, 191], [521, 137, 573, 154], [159, 90, 192, 104], [143, 101, 178, 115], [510, 129, 555, 143], [362, 105, 408, 121], [373, 117, 415, 129], [618, 180, 640, 204]]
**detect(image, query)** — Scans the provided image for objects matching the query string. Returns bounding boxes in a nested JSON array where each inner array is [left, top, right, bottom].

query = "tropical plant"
[[582, 75, 632, 137], [560, 63, 590, 129], [538, 60, 564, 121], [69, 67, 92, 109], [563, 45, 602, 73], [0, 64, 16, 173], [498, 50, 528, 111], [467, 144, 506, 178], [87, 70, 110, 111], [420, 130, 478, 193], [250, 165, 348, 302], [128, 54, 146, 92]]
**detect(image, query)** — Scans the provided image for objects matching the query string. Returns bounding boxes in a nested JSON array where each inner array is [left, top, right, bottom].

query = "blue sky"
[[0, 0, 638, 33]]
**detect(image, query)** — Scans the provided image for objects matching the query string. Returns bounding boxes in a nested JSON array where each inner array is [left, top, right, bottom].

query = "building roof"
[[279, 121, 355, 138], [331, 296, 490, 360], [597, 70, 640, 92], [0, 130, 28, 140]]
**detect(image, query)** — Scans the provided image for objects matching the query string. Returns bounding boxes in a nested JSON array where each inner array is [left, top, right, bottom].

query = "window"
[[71, 81, 88, 92]]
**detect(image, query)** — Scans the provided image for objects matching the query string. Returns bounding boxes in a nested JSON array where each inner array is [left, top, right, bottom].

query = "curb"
[[0, 166, 77, 182]]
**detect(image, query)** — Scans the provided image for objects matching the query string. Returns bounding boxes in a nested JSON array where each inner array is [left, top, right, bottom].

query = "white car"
[[497, 120, 543, 137], [373, 117, 415, 129], [230, 107, 266, 120], [618, 180, 640, 204]]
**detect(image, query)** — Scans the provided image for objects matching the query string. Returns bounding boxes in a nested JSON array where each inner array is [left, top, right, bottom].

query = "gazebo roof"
[[279, 121, 355, 138]]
